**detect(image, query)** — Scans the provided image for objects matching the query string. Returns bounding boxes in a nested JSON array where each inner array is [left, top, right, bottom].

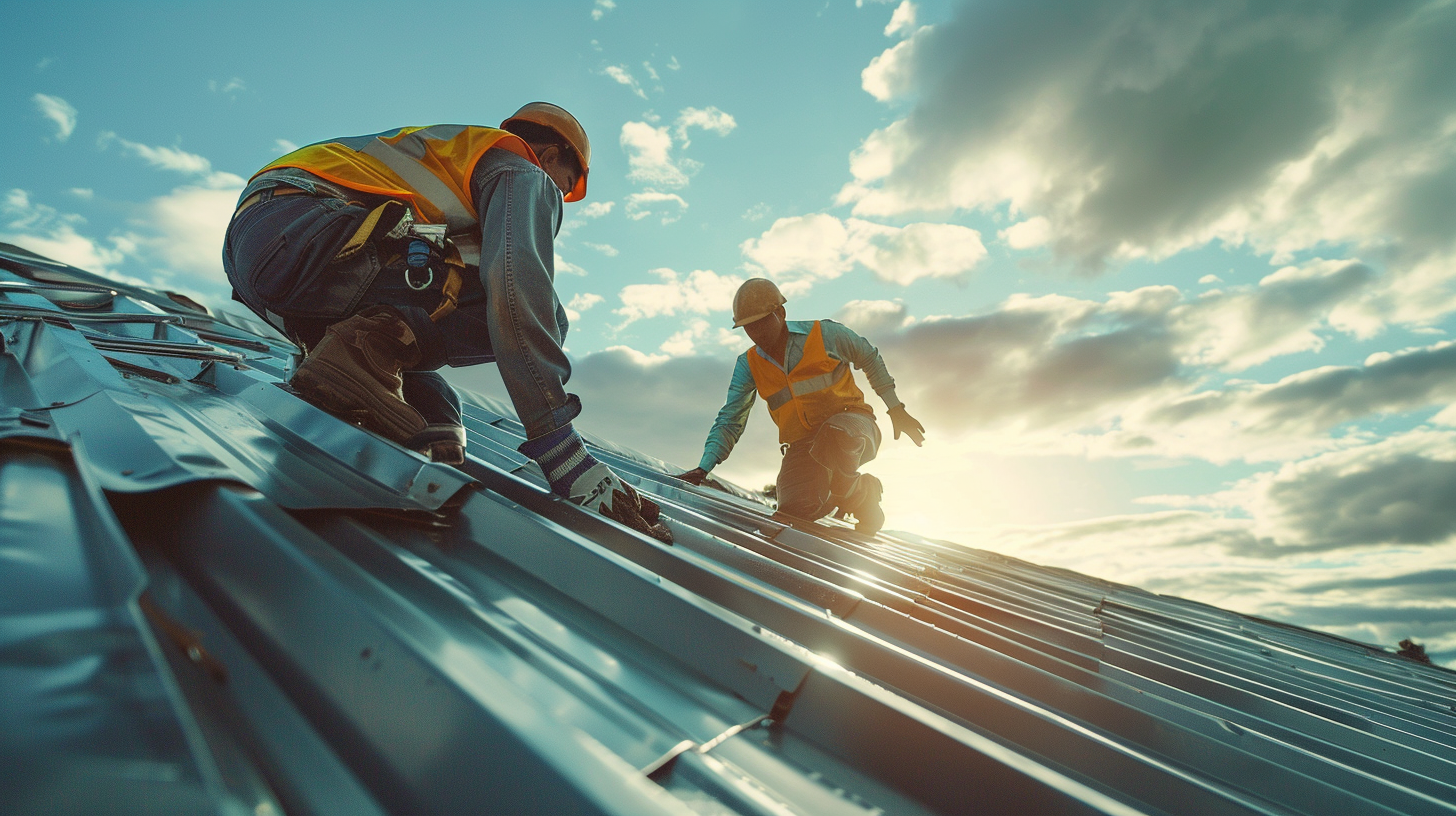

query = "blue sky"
[[6, 0, 1455, 665]]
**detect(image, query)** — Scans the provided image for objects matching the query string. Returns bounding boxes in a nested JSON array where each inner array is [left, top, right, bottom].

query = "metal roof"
[[2, 241, 1454, 816]]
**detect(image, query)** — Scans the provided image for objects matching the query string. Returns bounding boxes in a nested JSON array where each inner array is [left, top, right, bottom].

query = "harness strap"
[[428, 242, 467, 323], [333, 200, 410, 263]]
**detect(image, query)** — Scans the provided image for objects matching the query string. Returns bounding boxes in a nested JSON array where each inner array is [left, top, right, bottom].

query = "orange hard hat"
[[502, 102, 591, 202], [732, 278, 787, 327]]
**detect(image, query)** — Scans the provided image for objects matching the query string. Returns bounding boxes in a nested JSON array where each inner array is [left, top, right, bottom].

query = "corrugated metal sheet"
[[3, 241, 1454, 816]]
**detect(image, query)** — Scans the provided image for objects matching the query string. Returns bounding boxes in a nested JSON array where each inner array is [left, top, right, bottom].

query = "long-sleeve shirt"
[[241, 149, 581, 440], [698, 319, 901, 473]]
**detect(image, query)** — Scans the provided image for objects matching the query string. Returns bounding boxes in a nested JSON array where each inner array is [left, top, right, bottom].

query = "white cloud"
[[885, 1, 917, 37], [621, 121, 691, 188], [839, 0, 1456, 328], [274, 139, 298, 154], [1000, 216, 1051, 250], [660, 318, 712, 356], [674, 106, 737, 146], [98, 131, 245, 189], [624, 191, 687, 223], [69, 188, 93, 200], [32, 94, 77, 141], [835, 299, 909, 337], [740, 214, 986, 293], [578, 201, 615, 218], [743, 203, 772, 222], [613, 268, 743, 327], [123, 184, 244, 290], [1199, 274, 1223, 285], [602, 65, 647, 99], [564, 292, 604, 323], [591, 0, 616, 20], [208, 77, 245, 95], [0, 189, 126, 277], [584, 242, 618, 257]]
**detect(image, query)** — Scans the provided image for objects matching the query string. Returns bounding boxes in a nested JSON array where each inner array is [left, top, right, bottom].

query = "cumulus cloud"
[[126, 185, 242, 289], [1241, 431, 1456, 553], [674, 106, 737, 146], [621, 121, 692, 187], [563, 292, 604, 323], [591, 0, 615, 20], [578, 201, 615, 218], [885, 1, 918, 36], [613, 268, 743, 326], [740, 214, 986, 293], [841, 258, 1446, 462], [624, 191, 687, 223], [0, 189, 127, 276], [32, 94, 77, 141], [835, 299, 910, 337], [840, 0, 1456, 325]]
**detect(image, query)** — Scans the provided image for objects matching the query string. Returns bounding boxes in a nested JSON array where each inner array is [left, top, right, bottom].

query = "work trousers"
[[222, 193, 463, 430], [775, 411, 881, 520]]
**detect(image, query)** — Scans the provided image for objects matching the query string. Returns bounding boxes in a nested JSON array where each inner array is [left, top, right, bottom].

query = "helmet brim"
[[732, 310, 773, 328]]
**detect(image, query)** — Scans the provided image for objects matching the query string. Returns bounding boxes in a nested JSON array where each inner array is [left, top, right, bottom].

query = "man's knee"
[[809, 416, 876, 475]]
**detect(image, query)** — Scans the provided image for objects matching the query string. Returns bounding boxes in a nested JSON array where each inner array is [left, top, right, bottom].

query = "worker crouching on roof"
[[676, 279, 925, 534], [222, 103, 670, 543]]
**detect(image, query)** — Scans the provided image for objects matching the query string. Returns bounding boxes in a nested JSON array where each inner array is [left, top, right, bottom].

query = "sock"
[[519, 424, 599, 498]]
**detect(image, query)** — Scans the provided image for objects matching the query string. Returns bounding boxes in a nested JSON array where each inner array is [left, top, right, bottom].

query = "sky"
[[5, 0, 1455, 666]]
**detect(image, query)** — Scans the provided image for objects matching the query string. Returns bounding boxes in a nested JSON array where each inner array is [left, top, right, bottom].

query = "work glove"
[[675, 467, 708, 485], [888, 405, 925, 446], [520, 424, 673, 544]]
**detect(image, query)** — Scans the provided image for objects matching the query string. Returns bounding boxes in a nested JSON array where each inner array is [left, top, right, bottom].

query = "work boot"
[[290, 305, 428, 444], [850, 474, 884, 535]]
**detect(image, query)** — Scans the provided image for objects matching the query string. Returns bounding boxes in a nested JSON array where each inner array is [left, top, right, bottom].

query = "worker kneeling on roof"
[[222, 103, 670, 543], [676, 279, 925, 534]]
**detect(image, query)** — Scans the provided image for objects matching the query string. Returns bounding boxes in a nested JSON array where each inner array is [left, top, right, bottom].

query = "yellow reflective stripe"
[[764, 386, 793, 411]]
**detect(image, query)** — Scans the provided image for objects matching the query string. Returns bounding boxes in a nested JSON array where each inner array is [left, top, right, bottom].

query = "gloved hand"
[[888, 405, 925, 446], [520, 424, 673, 544], [675, 467, 708, 485], [565, 461, 672, 543]]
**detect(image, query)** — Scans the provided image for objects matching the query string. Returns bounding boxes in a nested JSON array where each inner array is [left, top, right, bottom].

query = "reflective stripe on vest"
[[746, 321, 870, 444], [256, 125, 540, 267]]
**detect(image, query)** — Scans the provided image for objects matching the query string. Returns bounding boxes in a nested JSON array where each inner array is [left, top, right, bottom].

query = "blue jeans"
[[223, 191, 575, 435]]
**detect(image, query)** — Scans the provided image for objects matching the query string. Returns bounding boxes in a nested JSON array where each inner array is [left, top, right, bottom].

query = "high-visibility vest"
[[746, 321, 872, 444], [255, 125, 542, 267]]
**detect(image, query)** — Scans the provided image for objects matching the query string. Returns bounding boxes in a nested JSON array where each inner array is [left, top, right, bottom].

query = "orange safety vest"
[[255, 125, 542, 267], [746, 321, 873, 444]]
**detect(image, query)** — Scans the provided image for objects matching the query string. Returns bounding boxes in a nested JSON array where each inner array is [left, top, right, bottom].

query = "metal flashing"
[[3, 242, 1454, 815]]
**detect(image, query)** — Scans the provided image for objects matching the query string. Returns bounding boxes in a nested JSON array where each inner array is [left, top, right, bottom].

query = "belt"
[[235, 185, 313, 215]]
